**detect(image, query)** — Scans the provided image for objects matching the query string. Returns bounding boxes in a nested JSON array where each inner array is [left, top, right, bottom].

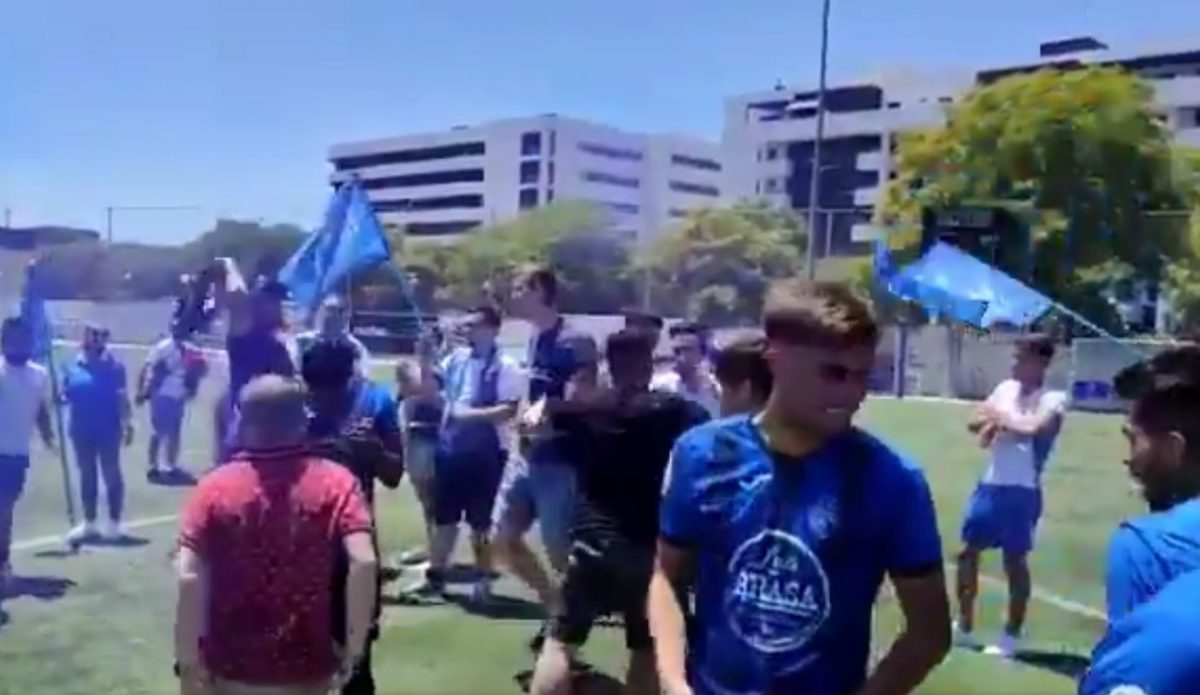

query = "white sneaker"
[[66, 522, 99, 545], [100, 520, 123, 541], [983, 632, 1021, 659]]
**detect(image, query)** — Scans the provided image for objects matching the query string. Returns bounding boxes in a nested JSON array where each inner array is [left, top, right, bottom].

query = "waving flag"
[[278, 179, 392, 312], [20, 260, 54, 361]]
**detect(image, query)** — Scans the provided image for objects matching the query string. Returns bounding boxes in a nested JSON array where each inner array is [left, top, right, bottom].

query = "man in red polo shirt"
[[173, 375, 378, 695]]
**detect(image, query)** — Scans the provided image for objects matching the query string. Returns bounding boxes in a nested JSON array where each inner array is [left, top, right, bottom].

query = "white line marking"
[[11, 514, 179, 552], [972, 567, 1107, 621]]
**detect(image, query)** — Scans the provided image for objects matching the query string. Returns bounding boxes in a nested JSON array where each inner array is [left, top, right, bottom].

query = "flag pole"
[[44, 349, 77, 528]]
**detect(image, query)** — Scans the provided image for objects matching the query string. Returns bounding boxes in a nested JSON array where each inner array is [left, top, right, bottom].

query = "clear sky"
[[2, 0, 1198, 244]]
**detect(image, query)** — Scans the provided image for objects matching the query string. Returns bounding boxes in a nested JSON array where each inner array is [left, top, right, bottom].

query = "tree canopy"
[[878, 66, 1200, 333]]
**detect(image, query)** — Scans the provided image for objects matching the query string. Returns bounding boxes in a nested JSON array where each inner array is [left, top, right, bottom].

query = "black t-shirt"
[[548, 391, 710, 547], [226, 330, 294, 401]]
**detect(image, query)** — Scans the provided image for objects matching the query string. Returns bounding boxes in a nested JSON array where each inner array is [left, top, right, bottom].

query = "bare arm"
[[174, 546, 209, 677], [449, 401, 519, 424], [342, 531, 378, 663], [648, 541, 695, 695], [997, 409, 1063, 437], [856, 571, 951, 695], [212, 257, 252, 337]]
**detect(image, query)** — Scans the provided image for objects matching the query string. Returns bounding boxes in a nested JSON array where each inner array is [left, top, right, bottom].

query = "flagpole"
[[45, 352, 77, 529]]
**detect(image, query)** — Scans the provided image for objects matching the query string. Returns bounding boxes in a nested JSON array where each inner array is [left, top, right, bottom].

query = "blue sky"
[[2, 0, 1198, 244]]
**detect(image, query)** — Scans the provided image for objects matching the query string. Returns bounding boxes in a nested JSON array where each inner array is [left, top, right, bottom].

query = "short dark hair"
[[668, 321, 702, 339], [471, 304, 502, 328], [301, 339, 357, 391], [1132, 383, 1200, 463], [1015, 333, 1056, 360], [1115, 345, 1200, 401], [2, 316, 29, 339], [762, 278, 878, 348], [713, 332, 773, 400], [605, 328, 653, 374], [624, 310, 664, 331], [516, 264, 559, 306]]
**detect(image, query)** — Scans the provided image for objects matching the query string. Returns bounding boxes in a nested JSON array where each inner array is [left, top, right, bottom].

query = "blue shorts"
[[151, 395, 186, 438], [0, 455, 30, 502], [961, 483, 1042, 556], [494, 459, 577, 565], [433, 448, 507, 532]]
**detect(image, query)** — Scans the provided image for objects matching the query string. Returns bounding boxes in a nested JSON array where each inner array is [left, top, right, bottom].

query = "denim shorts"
[[405, 437, 437, 484], [493, 458, 576, 565], [151, 395, 186, 437], [0, 455, 31, 502], [961, 483, 1043, 556]]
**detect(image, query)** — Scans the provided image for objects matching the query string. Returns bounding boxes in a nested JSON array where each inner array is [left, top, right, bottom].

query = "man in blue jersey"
[[1080, 568, 1200, 695], [956, 335, 1068, 656], [1102, 347, 1200, 621], [648, 278, 950, 695]]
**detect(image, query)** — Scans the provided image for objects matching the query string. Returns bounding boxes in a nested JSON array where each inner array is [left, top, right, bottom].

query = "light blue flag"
[[20, 261, 54, 362], [279, 180, 390, 312]]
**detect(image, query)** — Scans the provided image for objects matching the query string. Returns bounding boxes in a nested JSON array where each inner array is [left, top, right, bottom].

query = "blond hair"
[[762, 278, 878, 348]]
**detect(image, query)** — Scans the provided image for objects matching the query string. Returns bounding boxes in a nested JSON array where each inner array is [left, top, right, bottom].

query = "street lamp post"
[[804, 0, 833, 281]]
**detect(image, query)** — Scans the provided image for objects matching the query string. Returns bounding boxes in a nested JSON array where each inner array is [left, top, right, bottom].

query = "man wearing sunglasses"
[[651, 322, 720, 419], [648, 278, 949, 695]]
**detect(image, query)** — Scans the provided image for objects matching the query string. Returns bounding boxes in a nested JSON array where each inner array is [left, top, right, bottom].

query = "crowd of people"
[[1, 254, 1199, 694]]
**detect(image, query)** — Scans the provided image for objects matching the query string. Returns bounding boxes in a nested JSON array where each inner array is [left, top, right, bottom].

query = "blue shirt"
[[660, 416, 942, 695], [525, 319, 588, 465], [1105, 498, 1200, 621], [62, 354, 127, 440], [1081, 569, 1200, 695], [309, 379, 399, 443]]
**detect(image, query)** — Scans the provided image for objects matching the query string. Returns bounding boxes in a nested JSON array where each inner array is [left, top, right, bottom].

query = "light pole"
[[804, 0, 833, 281], [104, 205, 203, 244]]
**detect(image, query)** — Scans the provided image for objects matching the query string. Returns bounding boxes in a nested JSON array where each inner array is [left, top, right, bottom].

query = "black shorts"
[[551, 537, 655, 651], [432, 449, 507, 531]]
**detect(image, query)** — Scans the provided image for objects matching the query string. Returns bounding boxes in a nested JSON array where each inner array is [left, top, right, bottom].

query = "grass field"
[[0, 343, 1141, 694]]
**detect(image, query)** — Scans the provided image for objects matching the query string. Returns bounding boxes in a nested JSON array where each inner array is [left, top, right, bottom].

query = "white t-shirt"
[[0, 361, 49, 457], [652, 369, 722, 419], [145, 338, 190, 400], [441, 348, 527, 445], [982, 378, 1069, 489]]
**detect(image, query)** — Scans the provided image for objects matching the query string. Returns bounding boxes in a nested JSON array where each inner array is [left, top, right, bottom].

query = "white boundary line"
[[11, 514, 180, 552]]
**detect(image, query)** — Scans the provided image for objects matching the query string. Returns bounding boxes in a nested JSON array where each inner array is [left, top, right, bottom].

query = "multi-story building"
[[328, 115, 722, 245], [723, 37, 1200, 259]]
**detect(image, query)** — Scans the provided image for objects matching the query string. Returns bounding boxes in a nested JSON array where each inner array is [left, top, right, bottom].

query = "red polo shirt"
[[178, 446, 372, 686]]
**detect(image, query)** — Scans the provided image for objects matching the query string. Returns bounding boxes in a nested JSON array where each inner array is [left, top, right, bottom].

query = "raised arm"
[[211, 257, 253, 337]]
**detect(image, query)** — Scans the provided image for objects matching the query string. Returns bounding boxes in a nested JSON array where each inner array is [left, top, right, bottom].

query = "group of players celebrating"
[[1, 247, 1191, 695]]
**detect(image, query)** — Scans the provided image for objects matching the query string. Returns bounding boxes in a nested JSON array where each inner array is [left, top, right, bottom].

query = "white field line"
[[11, 514, 180, 552]]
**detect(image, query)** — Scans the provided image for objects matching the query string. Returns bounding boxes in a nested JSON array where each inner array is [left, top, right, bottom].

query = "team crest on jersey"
[[807, 495, 840, 542], [725, 529, 831, 654]]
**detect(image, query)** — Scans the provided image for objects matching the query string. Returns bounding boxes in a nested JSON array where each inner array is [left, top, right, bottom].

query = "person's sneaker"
[[983, 632, 1021, 659], [66, 522, 99, 546], [100, 520, 123, 542], [146, 467, 164, 484], [952, 621, 978, 648], [401, 571, 446, 601], [396, 548, 429, 566]]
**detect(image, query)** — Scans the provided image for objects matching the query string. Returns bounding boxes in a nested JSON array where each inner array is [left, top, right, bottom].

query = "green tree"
[[878, 66, 1199, 333], [644, 201, 806, 324]]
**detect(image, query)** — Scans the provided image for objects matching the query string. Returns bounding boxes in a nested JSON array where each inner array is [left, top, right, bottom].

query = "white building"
[[723, 37, 1200, 258], [328, 115, 722, 245]]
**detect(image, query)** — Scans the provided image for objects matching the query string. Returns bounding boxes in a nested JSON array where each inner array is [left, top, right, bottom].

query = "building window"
[[549, 130, 557, 156], [519, 188, 539, 209], [1182, 106, 1200, 128], [405, 221, 480, 237], [669, 181, 720, 197], [373, 194, 484, 212], [521, 132, 542, 157], [765, 145, 780, 161], [669, 208, 691, 218], [520, 160, 540, 185], [331, 141, 485, 170], [356, 169, 484, 190], [670, 154, 721, 172], [578, 142, 644, 162], [548, 162, 556, 185], [583, 171, 640, 189], [547, 189, 555, 202], [764, 178, 780, 193], [605, 201, 640, 214]]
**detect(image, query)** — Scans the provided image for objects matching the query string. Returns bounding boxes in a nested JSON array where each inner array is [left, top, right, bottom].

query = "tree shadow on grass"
[[1, 575, 76, 602]]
